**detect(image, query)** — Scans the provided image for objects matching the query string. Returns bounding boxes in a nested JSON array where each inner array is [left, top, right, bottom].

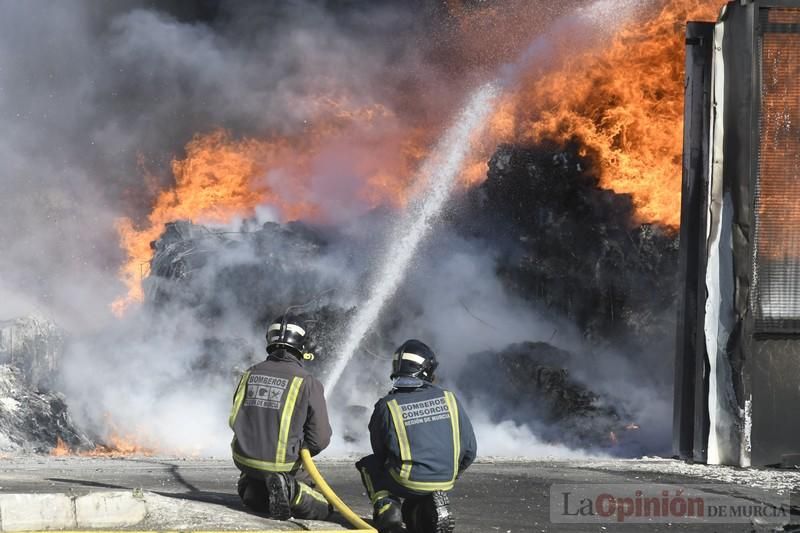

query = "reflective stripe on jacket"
[[369, 383, 477, 492], [230, 350, 331, 476]]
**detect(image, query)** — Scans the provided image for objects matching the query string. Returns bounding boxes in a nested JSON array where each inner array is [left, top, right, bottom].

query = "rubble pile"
[[0, 316, 91, 452]]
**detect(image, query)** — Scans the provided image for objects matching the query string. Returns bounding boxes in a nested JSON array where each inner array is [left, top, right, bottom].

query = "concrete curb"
[[0, 490, 358, 532], [0, 491, 146, 532]]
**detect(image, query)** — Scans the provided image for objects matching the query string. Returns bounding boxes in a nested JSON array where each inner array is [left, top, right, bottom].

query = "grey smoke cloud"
[[0, 0, 600, 326], [0, 0, 668, 458], [0, 0, 437, 330]]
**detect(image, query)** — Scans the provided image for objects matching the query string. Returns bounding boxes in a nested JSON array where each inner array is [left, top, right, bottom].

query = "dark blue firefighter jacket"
[[368, 382, 477, 492]]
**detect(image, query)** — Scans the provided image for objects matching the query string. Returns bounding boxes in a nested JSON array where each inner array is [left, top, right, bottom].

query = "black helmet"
[[266, 313, 315, 360], [391, 339, 438, 385]]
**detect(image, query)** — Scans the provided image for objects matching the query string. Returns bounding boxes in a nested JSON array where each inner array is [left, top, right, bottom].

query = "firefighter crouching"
[[229, 314, 333, 520], [356, 340, 477, 533]]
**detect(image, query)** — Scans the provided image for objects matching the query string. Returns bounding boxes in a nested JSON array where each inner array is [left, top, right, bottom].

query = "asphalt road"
[[0, 455, 796, 532]]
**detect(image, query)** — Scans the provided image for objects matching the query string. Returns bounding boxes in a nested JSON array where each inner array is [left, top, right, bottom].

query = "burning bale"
[[458, 143, 679, 352], [443, 142, 680, 452], [146, 220, 331, 322], [144, 219, 351, 373]]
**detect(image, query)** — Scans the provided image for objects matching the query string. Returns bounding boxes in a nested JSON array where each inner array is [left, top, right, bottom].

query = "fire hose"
[[300, 448, 376, 531]]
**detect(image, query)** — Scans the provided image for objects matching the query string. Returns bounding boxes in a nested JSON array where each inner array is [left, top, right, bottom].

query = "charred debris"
[[0, 316, 91, 452]]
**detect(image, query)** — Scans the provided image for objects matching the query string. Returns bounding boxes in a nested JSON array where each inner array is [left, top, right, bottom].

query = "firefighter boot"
[[265, 472, 295, 520], [429, 491, 455, 533], [373, 497, 406, 533], [237, 474, 268, 513], [402, 491, 454, 533], [291, 481, 333, 520]]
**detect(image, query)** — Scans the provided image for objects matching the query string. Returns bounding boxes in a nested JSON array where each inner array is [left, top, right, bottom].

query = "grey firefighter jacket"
[[229, 350, 332, 478], [369, 382, 477, 492]]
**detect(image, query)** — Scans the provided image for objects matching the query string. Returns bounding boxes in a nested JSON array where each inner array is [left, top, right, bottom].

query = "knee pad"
[[292, 482, 333, 521], [374, 497, 404, 533]]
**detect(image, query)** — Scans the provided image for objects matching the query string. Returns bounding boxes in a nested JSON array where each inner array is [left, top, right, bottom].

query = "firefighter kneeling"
[[229, 313, 333, 521], [356, 340, 477, 533]]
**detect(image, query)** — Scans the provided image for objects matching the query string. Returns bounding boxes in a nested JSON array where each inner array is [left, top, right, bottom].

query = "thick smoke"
[[0, 0, 662, 314], [61, 212, 578, 455], [0, 0, 453, 329], [1, 0, 673, 457]]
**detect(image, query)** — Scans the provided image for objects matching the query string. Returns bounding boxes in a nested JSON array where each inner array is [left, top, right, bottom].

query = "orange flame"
[[50, 432, 154, 457], [85, 432, 155, 456], [112, 99, 429, 315], [112, 130, 312, 315], [113, 0, 722, 314], [51, 437, 71, 457], [477, 0, 722, 228]]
